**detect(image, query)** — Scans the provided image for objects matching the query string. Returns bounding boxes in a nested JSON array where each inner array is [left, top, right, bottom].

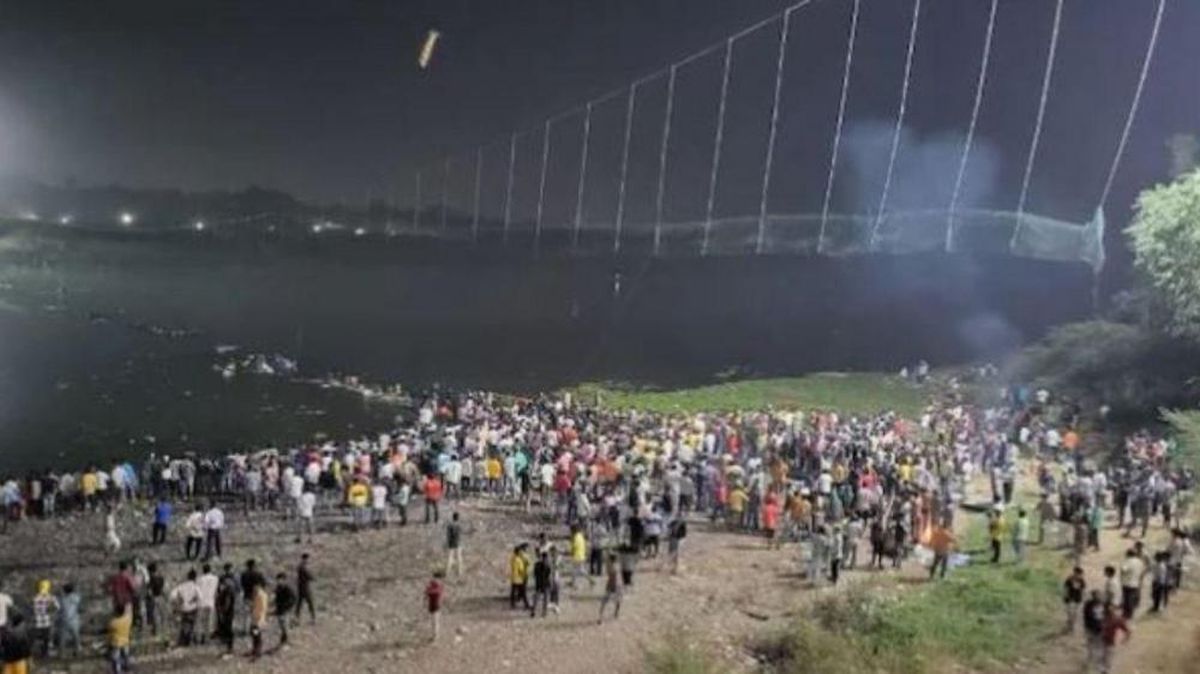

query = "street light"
[[354, 227, 366, 237], [119, 212, 135, 226], [193, 221, 206, 232], [58, 215, 73, 225]]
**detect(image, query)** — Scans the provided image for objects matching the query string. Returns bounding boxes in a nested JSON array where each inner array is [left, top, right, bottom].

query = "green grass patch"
[[569, 373, 927, 417]]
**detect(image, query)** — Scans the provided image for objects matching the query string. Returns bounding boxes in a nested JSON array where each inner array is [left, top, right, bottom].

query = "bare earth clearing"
[[3, 475, 1195, 673]]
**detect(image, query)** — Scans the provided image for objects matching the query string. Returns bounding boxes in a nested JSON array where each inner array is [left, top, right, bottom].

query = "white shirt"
[[372, 485, 388, 509], [204, 507, 225, 531], [170, 580, 202, 613], [288, 475, 305, 500], [298, 492, 316, 519], [0, 592, 13, 627], [197, 573, 219, 609], [185, 512, 206, 538]]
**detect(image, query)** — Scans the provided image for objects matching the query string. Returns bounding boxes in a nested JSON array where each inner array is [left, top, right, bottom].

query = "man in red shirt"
[[1100, 603, 1131, 673], [105, 561, 136, 613], [425, 571, 445, 642]]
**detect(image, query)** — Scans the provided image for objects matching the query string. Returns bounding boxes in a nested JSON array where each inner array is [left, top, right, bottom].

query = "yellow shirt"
[[81, 473, 99, 497], [570, 532, 587, 562], [348, 483, 369, 508], [509, 553, 529, 583], [251, 587, 269, 627], [108, 607, 133, 648], [486, 458, 502, 479], [728, 489, 748, 513]]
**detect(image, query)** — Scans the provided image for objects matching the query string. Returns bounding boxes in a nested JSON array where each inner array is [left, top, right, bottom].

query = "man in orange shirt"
[[423, 474, 444, 524], [928, 524, 957, 580]]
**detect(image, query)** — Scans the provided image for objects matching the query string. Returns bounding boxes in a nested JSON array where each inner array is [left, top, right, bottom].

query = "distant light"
[[193, 221, 206, 232], [59, 215, 73, 225], [354, 227, 367, 237], [419, 30, 441, 70], [311, 223, 323, 234], [267, 225, 277, 233], [119, 212, 135, 226], [18, 211, 39, 222]]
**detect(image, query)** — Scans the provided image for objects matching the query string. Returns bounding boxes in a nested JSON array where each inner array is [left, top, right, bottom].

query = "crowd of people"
[[0, 386, 1195, 673]]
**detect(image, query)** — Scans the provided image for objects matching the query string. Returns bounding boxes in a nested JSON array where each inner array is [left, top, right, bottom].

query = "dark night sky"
[[0, 0, 1197, 218]]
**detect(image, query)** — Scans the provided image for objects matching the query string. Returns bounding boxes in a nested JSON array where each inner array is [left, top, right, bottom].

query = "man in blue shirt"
[[151, 498, 172, 546]]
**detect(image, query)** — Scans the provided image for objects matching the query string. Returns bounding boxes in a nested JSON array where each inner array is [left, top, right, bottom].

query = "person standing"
[[1081, 590, 1105, 672], [1013, 509, 1030, 564], [1100, 603, 1131, 674], [1118, 549, 1146, 619], [425, 571, 444, 642], [1062, 567, 1086, 634], [168, 569, 201, 647], [597, 553, 622, 624], [928, 523, 956, 580], [666, 517, 687, 575], [30, 580, 58, 658], [1150, 551, 1171, 613], [215, 564, 238, 655], [445, 512, 464, 578], [144, 563, 166, 637], [239, 560, 265, 634], [248, 581, 268, 660], [296, 554, 316, 624], [151, 497, 172, 546], [988, 509, 1006, 564], [423, 474, 444, 524], [530, 552, 551, 618], [196, 565, 218, 645], [106, 604, 133, 674], [508, 545, 531, 610], [569, 525, 592, 586], [272, 574, 296, 647], [296, 487, 316, 544], [203, 502, 225, 562], [1, 613, 32, 674], [184, 506, 205, 561], [56, 584, 82, 658]]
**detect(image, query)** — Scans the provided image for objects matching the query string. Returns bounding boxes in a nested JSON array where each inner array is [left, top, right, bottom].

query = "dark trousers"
[[425, 500, 440, 524], [930, 553, 949, 579], [991, 539, 1002, 563], [1151, 582, 1170, 612], [531, 588, 549, 617], [152, 522, 168, 545], [277, 614, 290, 644], [185, 536, 203, 560], [510, 583, 530, 609], [1121, 586, 1140, 619], [250, 625, 263, 657], [296, 588, 316, 621], [589, 548, 604, 576], [178, 610, 196, 646], [217, 613, 235, 652], [204, 530, 222, 560], [830, 558, 841, 585]]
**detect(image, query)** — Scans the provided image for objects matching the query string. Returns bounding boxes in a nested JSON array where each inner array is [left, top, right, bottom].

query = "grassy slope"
[[570, 373, 927, 418]]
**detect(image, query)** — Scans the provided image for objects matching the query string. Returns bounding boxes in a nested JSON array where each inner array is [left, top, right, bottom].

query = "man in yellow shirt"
[[509, 544, 531, 610], [81, 469, 99, 511], [728, 486, 748, 529], [107, 604, 132, 674], [347, 479, 370, 531], [568, 526, 592, 588]]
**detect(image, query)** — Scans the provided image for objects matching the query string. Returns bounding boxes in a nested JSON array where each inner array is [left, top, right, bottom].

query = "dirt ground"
[[3, 482, 1195, 674]]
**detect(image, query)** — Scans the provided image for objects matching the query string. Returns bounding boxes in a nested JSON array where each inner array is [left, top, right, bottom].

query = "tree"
[[1127, 169, 1200, 339]]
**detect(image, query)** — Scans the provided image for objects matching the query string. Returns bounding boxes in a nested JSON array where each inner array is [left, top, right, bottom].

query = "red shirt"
[[107, 572, 136, 609], [424, 477, 444, 502], [1101, 615, 1129, 646], [425, 580, 444, 612]]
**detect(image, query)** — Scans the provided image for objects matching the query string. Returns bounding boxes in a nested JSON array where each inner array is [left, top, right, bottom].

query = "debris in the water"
[[418, 29, 441, 69]]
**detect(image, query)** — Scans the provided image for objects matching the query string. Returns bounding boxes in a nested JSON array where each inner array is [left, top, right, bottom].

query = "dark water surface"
[[0, 227, 1092, 470]]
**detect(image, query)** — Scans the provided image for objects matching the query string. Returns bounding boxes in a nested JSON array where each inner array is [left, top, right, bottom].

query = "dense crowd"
[[0, 387, 1195, 674]]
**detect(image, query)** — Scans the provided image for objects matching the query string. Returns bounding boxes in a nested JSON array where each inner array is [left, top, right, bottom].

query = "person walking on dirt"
[[928, 523, 956, 580], [296, 554, 316, 624], [1118, 549, 1146, 619], [215, 564, 238, 655], [530, 551, 552, 618], [509, 544, 531, 610], [445, 512, 464, 578], [1062, 567, 1086, 633], [425, 571, 444, 642], [1099, 603, 1130, 674], [1012, 508, 1030, 564], [1081, 590, 1105, 671], [988, 509, 1006, 564], [597, 553, 622, 624]]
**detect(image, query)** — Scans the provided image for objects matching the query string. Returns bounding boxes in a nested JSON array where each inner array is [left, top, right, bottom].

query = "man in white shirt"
[[0, 587, 14, 628], [169, 569, 203, 646], [185, 506, 206, 561], [296, 489, 317, 544], [196, 564, 219, 644], [203, 504, 225, 561], [371, 482, 389, 528]]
